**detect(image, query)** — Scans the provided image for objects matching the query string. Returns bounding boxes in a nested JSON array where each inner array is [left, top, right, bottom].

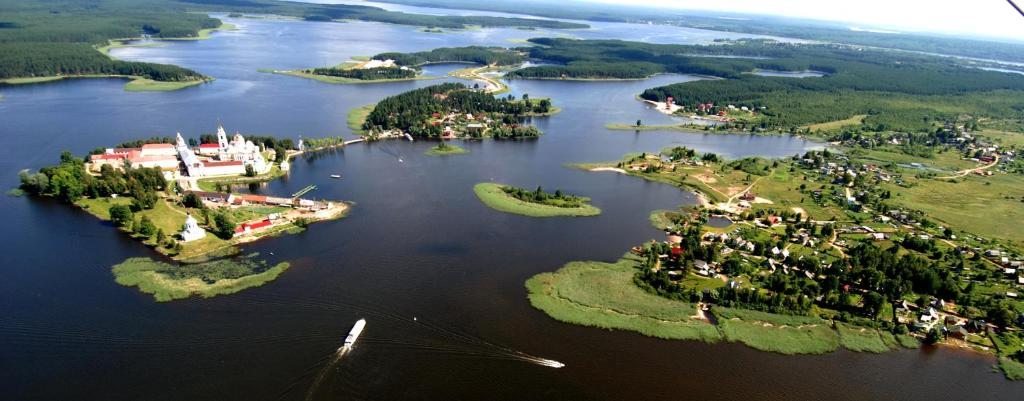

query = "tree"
[[212, 212, 236, 239], [129, 183, 157, 210], [138, 216, 157, 238], [244, 164, 256, 177], [156, 228, 166, 244], [636, 119, 642, 127], [862, 291, 884, 319], [182, 192, 204, 209], [109, 204, 134, 228]]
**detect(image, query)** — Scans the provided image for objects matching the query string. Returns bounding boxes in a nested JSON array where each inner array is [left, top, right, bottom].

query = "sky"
[[584, 0, 1024, 41]]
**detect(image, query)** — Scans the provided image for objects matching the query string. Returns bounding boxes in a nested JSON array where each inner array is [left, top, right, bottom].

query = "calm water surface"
[[0, 13, 1020, 401]]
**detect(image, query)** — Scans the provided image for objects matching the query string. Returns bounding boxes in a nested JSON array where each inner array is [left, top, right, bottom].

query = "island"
[[357, 82, 553, 140], [275, 46, 527, 89], [474, 183, 600, 217], [534, 134, 1024, 379], [425, 142, 468, 156], [18, 126, 352, 301]]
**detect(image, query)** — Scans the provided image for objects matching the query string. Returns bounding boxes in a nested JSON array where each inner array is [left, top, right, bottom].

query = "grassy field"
[[196, 165, 285, 192], [347, 103, 376, 135], [525, 257, 723, 342], [525, 256, 917, 355], [883, 173, 1024, 247], [112, 256, 289, 302], [999, 358, 1024, 380], [802, 114, 867, 132], [848, 147, 977, 172], [980, 129, 1024, 147], [425, 143, 468, 156], [75, 196, 234, 259], [474, 182, 601, 217], [124, 78, 207, 92], [1, 76, 64, 84]]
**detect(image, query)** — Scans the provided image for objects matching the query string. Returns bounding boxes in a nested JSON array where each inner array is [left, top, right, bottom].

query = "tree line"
[[308, 66, 415, 80], [372, 46, 526, 67]]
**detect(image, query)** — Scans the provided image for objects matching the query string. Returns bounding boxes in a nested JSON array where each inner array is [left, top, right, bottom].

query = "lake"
[[0, 11, 1021, 401]]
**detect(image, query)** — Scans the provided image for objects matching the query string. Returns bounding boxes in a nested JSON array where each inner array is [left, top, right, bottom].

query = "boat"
[[330, 174, 342, 179], [339, 318, 366, 352]]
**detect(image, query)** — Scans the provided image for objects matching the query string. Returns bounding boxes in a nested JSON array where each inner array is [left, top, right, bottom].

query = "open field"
[[525, 257, 723, 342], [882, 173, 1024, 247], [112, 257, 289, 302], [802, 115, 867, 132], [347, 103, 376, 135], [474, 183, 601, 217], [526, 257, 921, 355], [196, 165, 285, 192]]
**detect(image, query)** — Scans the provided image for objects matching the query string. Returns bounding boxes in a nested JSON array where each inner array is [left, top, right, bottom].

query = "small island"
[[425, 142, 468, 156], [272, 46, 527, 86], [359, 82, 553, 140], [474, 183, 600, 217], [18, 126, 351, 301], [269, 58, 430, 84]]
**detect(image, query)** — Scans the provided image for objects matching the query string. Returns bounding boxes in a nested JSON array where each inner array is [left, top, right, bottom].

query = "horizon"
[[577, 0, 1024, 42]]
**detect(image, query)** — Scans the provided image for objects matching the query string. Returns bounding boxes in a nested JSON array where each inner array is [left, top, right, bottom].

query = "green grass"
[[2, 75, 206, 92], [124, 78, 206, 92], [347, 103, 375, 135], [196, 165, 285, 191], [999, 357, 1024, 380], [1, 76, 64, 84], [715, 317, 840, 354], [525, 257, 723, 342], [526, 257, 923, 356], [980, 129, 1024, 147], [474, 182, 601, 217], [802, 114, 867, 132], [111, 256, 289, 302], [836, 323, 895, 353], [425, 143, 468, 156], [883, 173, 1024, 247]]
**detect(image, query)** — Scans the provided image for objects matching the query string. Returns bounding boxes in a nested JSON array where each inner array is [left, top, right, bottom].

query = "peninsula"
[[536, 133, 1024, 379]]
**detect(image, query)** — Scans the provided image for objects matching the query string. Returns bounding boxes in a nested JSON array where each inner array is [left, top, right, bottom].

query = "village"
[[599, 133, 1024, 366]]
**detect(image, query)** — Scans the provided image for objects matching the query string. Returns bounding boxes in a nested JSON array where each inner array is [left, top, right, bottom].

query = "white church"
[[176, 126, 271, 178]]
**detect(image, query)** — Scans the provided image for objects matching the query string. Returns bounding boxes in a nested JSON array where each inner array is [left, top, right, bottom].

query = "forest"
[[0, 42, 204, 80], [373, 46, 526, 67], [499, 38, 1024, 132], [362, 82, 544, 138], [0, 0, 582, 81], [376, 0, 1024, 64]]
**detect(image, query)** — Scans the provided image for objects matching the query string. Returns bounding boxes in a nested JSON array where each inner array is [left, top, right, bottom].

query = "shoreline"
[[1, 21, 234, 92]]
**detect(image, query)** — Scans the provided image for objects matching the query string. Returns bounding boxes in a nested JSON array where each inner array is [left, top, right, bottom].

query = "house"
[[235, 218, 274, 236], [920, 307, 938, 322], [187, 191, 233, 204], [871, 233, 887, 241]]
